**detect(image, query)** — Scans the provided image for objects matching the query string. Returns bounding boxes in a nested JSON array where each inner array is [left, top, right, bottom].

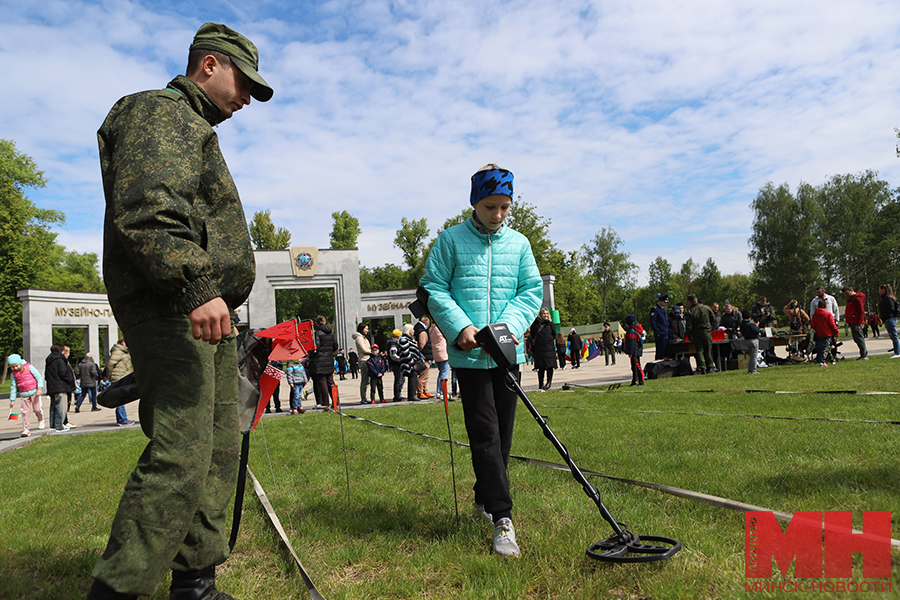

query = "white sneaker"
[[473, 502, 493, 525], [492, 517, 521, 557], [891, 354, 900, 359], [38, 420, 45, 430]]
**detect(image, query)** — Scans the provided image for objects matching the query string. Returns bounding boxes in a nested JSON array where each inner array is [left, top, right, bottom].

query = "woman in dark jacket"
[[308, 316, 338, 407], [44, 344, 76, 431], [530, 307, 557, 390]]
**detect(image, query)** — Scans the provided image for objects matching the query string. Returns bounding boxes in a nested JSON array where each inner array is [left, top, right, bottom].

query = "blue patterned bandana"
[[470, 168, 514, 205]]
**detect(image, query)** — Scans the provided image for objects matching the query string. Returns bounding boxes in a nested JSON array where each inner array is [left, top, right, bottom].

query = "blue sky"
[[3, 0, 900, 284]]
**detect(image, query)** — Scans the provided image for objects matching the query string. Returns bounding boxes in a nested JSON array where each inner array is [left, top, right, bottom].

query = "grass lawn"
[[0, 355, 897, 599]]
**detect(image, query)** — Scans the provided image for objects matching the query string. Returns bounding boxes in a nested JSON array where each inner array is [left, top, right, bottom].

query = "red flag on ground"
[[256, 319, 316, 361], [268, 337, 308, 361], [253, 364, 284, 430]]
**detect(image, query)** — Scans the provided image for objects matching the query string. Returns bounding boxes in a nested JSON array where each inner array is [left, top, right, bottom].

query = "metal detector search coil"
[[474, 323, 681, 563]]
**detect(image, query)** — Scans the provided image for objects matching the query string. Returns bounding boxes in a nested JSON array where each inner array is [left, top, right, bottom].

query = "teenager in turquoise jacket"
[[422, 164, 542, 558]]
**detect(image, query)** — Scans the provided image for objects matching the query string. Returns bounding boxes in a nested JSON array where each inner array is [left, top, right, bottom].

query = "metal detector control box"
[[474, 323, 517, 368]]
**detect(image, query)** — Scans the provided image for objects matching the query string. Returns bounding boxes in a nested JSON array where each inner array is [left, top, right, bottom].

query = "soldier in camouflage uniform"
[[685, 294, 716, 375], [88, 23, 273, 600]]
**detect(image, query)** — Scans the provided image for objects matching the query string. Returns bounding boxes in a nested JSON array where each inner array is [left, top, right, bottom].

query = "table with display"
[[666, 332, 799, 372]]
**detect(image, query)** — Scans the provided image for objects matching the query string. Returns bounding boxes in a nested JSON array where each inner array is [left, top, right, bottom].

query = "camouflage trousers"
[[93, 315, 239, 596], [693, 330, 714, 372]]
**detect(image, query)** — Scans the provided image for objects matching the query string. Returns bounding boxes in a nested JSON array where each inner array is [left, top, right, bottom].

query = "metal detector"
[[475, 323, 681, 563]]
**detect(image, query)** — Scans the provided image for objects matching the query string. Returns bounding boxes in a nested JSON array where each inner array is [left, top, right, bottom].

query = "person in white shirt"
[[810, 285, 839, 323]]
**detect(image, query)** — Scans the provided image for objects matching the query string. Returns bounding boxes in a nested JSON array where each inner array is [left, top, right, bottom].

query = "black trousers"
[[312, 373, 334, 406], [537, 368, 553, 388], [457, 365, 519, 523], [655, 338, 667, 361], [391, 363, 405, 400], [630, 355, 644, 384]]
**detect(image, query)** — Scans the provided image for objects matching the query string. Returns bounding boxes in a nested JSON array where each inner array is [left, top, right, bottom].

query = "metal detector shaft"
[[441, 378, 460, 529], [502, 370, 624, 536]]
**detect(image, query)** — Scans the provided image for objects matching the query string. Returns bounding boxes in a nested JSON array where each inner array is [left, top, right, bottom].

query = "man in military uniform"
[[88, 23, 273, 600], [649, 293, 670, 360], [685, 294, 716, 374]]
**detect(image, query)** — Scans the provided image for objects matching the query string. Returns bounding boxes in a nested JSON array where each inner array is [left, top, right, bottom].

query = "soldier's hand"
[[189, 297, 231, 345]]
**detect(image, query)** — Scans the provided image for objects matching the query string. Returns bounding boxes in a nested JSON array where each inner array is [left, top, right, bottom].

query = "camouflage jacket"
[[99, 75, 255, 331], [685, 302, 716, 337]]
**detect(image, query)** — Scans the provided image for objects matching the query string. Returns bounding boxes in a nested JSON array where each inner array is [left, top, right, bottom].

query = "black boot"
[[170, 566, 236, 600], [86, 579, 138, 600]]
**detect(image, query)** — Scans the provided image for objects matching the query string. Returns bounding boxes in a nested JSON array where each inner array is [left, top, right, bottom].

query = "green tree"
[[546, 249, 600, 328], [437, 208, 472, 234], [672, 258, 700, 302], [248, 209, 291, 250], [275, 288, 334, 324], [817, 171, 891, 297], [359, 263, 410, 292], [870, 192, 900, 292], [393, 217, 430, 282], [748, 181, 822, 303], [720, 272, 756, 314], [329, 210, 361, 249], [506, 196, 558, 275], [40, 247, 105, 293], [0, 140, 63, 356], [581, 227, 638, 322], [647, 256, 673, 295], [696, 258, 723, 305]]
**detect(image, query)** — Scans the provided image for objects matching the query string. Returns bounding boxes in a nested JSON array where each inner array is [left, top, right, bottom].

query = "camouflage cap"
[[191, 22, 273, 102]]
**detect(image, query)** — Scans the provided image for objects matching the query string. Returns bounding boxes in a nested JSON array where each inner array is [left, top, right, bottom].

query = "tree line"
[[1, 140, 105, 360], [5, 133, 899, 361]]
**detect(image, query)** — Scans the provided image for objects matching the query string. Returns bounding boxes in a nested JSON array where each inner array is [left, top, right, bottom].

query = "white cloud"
[[4, 0, 900, 287]]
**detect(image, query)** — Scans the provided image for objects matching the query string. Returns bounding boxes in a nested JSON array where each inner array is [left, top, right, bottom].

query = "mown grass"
[[0, 356, 898, 599]]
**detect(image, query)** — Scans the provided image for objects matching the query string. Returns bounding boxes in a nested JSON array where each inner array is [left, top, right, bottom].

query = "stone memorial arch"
[[246, 247, 361, 350], [16, 289, 120, 364]]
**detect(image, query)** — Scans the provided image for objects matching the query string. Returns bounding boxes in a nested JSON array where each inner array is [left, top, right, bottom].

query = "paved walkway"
[[3, 335, 893, 453]]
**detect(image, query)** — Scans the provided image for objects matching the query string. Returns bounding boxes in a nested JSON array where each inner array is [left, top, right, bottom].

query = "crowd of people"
[[644, 283, 900, 375], [7, 341, 134, 438]]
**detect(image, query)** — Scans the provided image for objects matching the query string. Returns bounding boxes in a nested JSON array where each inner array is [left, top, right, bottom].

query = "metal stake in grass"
[[441, 378, 460, 529], [476, 323, 682, 563], [332, 384, 351, 509]]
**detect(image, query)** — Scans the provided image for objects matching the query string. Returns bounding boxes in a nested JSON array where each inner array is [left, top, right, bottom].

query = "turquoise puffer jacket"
[[421, 219, 542, 369]]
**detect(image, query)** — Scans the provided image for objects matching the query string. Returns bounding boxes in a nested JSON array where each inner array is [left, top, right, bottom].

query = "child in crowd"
[[286, 361, 308, 414], [365, 344, 388, 404], [810, 299, 839, 366], [740, 310, 761, 374], [422, 164, 542, 558], [623, 315, 644, 386], [7, 354, 45, 437]]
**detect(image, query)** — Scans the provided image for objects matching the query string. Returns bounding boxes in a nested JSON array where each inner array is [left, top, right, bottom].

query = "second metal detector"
[[475, 323, 681, 563]]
